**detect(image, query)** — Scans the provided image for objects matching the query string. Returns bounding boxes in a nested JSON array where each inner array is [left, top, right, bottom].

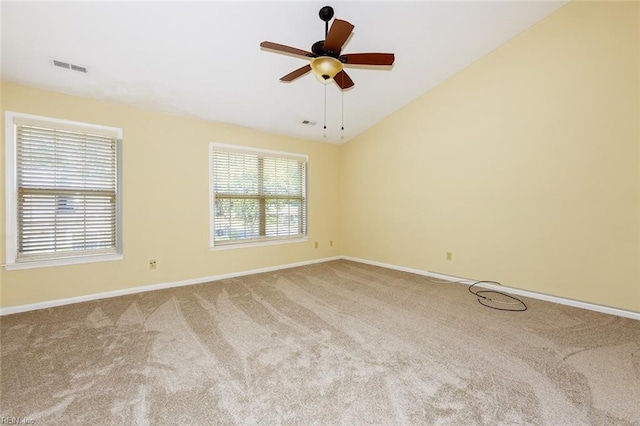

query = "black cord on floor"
[[468, 280, 527, 312], [426, 276, 528, 312]]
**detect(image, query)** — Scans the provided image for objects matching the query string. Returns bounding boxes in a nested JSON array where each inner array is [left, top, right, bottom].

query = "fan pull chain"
[[341, 82, 345, 138], [339, 73, 345, 139], [323, 84, 327, 137]]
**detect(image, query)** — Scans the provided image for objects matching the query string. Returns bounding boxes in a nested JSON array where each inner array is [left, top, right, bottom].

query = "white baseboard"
[[3, 255, 638, 321], [342, 256, 640, 321], [0, 256, 342, 316], [341, 256, 436, 278]]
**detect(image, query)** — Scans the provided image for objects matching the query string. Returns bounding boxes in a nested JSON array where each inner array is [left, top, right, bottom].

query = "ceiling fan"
[[260, 5, 395, 90]]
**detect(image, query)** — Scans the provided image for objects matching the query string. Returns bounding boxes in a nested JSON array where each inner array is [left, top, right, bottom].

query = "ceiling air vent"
[[52, 59, 88, 73], [70, 64, 87, 73], [52, 59, 70, 69]]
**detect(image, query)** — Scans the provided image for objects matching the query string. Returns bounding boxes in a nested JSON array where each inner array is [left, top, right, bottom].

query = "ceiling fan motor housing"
[[312, 40, 327, 56], [312, 40, 341, 60]]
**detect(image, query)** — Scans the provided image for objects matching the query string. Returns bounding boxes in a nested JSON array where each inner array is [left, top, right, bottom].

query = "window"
[[5, 112, 122, 269], [210, 143, 307, 248]]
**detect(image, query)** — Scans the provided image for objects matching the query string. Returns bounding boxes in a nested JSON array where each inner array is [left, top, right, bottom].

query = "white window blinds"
[[15, 121, 119, 261], [211, 145, 307, 246]]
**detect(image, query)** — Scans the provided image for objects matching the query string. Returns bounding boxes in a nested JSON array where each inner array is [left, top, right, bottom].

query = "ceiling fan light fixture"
[[310, 56, 343, 83], [262, 6, 394, 91]]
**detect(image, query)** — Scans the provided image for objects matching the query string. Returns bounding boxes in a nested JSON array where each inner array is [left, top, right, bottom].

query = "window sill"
[[4, 253, 123, 271], [210, 237, 308, 251]]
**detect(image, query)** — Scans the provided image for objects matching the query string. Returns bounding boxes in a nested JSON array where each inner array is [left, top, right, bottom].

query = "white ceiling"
[[1, 1, 566, 144]]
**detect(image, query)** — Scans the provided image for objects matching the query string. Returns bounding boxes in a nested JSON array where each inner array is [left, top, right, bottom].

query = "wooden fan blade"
[[280, 65, 312, 82], [324, 19, 354, 52], [342, 53, 395, 66], [334, 70, 354, 90], [260, 41, 314, 58]]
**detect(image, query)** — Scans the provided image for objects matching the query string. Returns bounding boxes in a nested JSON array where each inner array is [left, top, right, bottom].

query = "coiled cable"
[[468, 280, 527, 312]]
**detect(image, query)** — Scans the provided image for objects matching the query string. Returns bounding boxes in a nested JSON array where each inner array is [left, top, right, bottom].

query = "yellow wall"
[[0, 82, 341, 307], [0, 78, 4, 293], [341, 1, 639, 312]]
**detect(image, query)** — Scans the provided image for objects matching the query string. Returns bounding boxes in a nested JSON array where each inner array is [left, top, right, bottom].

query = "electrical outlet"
[[149, 259, 157, 269], [446, 252, 453, 261], [314, 242, 318, 249], [330, 240, 333, 247]]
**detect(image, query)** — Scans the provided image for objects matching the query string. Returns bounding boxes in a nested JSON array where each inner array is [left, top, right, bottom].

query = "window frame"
[[4, 111, 123, 270], [209, 142, 308, 250]]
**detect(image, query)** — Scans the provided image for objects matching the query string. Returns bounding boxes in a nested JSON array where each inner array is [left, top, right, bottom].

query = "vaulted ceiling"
[[1, 1, 566, 143]]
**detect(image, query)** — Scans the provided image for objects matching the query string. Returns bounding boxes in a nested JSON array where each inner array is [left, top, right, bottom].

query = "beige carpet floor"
[[1, 260, 639, 425]]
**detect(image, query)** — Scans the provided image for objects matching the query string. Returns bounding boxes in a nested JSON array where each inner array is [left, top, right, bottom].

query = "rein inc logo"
[[0, 418, 35, 425]]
